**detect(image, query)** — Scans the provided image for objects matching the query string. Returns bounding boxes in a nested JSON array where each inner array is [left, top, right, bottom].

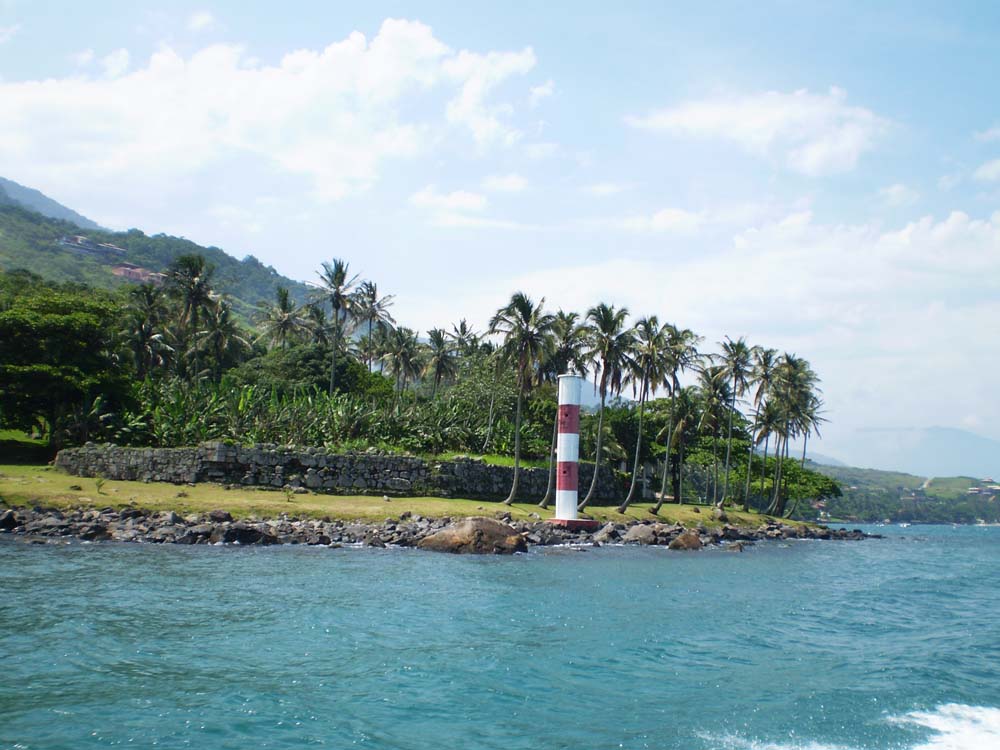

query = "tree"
[[423, 328, 458, 399], [355, 280, 395, 371], [719, 336, 753, 506], [766, 353, 819, 516], [579, 303, 633, 510], [378, 326, 424, 399], [652, 325, 701, 512], [0, 286, 130, 446], [742, 347, 776, 510], [192, 298, 252, 381], [619, 316, 668, 512], [655, 386, 700, 505], [448, 319, 480, 358], [539, 310, 590, 508], [489, 292, 555, 505], [122, 283, 173, 379], [315, 259, 359, 394], [697, 363, 731, 505], [258, 286, 310, 350]]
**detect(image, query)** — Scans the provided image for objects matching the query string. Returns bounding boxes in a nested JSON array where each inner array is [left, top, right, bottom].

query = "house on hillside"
[[112, 263, 166, 285], [57, 235, 126, 260]]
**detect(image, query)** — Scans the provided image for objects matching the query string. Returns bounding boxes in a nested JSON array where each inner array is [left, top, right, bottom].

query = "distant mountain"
[[0, 200, 311, 319], [842, 426, 999, 480], [805, 452, 847, 467], [0, 177, 101, 230]]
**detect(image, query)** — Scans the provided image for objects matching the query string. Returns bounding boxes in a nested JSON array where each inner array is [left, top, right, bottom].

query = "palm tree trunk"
[[677, 442, 685, 504], [721, 382, 737, 502], [579, 393, 606, 510], [482, 365, 499, 452], [767, 434, 783, 515], [620, 383, 647, 512], [742, 413, 757, 512], [800, 433, 808, 469], [539, 407, 559, 508], [712, 427, 720, 505], [652, 397, 676, 514], [759, 434, 770, 504], [329, 319, 339, 395], [367, 318, 373, 372], [504, 370, 525, 505]]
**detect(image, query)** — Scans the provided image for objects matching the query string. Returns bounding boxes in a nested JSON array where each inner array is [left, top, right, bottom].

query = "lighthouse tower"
[[550, 374, 599, 530]]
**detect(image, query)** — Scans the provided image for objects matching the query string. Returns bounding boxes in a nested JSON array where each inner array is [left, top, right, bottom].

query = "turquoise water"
[[2, 525, 999, 749]]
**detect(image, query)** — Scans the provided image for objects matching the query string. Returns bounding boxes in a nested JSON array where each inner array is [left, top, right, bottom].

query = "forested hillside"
[[0, 203, 310, 318]]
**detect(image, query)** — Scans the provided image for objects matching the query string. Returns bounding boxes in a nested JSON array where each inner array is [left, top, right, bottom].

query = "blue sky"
[[2, 1, 999, 468]]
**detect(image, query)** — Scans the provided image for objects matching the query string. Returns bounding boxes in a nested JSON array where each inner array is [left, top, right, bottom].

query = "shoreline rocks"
[[0, 505, 873, 552]]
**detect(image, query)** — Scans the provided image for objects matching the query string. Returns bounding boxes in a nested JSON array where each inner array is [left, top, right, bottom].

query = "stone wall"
[[55, 443, 627, 503]]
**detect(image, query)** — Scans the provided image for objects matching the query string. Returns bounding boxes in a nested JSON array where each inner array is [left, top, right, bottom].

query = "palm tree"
[[579, 303, 633, 510], [305, 303, 332, 348], [258, 286, 309, 349], [719, 336, 753, 506], [123, 284, 173, 379], [742, 347, 776, 510], [755, 398, 782, 508], [619, 316, 668, 512], [355, 280, 395, 371], [167, 254, 215, 331], [192, 298, 251, 381], [423, 328, 458, 399], [655, 386, 700, 506], [539, 310, 589, 509], [379, 326, 424, 397], [766, 354, 818, 516], [315, 259, 359, 394], [651, 325, 701, 512], [448, 319, 480, 358], [489, 292, 555, 505], [697, 363, 731, 505]]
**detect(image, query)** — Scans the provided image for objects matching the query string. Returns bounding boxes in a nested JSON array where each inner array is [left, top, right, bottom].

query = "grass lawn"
[[0, 463, 798, 527]]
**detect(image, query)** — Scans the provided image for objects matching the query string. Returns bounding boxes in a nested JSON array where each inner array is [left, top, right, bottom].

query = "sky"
[[1, 0, 999, 469]]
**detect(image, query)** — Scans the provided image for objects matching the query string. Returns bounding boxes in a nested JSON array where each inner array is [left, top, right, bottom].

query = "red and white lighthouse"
[[555, 374, 583, 521]]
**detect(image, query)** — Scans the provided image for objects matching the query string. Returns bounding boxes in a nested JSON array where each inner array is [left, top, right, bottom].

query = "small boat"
[[898, 522, 911, 528]]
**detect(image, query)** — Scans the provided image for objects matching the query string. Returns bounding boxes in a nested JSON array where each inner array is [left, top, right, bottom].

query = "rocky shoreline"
[[0, 505, 871, 552]]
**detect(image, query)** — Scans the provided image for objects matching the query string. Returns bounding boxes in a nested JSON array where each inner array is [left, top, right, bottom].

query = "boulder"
[[417, 517, 527, 554], [593, 522, 620, 544], [0, 509, 19, 530], [208, 509, 233, 523], [622, 524, 657, 545], [668, 530, 703, 551]]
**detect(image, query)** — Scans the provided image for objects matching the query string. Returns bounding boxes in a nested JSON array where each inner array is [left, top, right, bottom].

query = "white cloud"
[[880, 183, 919, 207], [622, 207, 706, 234], [974, 126, 1000, 142], [627, 87, 887, 176], [188, 11, 215, 32], [524, 141, 558, 159], [973, 159, 1000, 181], [0, 20, 538, 206], [584, 182, 627, 196], [410, 185, 487, 212], [71, 48, 95, 66], [482, 173, 527, 192], [101, 48, 130, 78], [529, 79, 553, 106], [0, 23, 19, 44], [443, 47, 536, 146], [938, 173, 961, 191]]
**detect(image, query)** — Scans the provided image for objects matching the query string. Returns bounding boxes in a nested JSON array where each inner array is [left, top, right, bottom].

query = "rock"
[[713, 508, 728, 522], [417, 517, 527, 554], [691, 506, 701, 514], [210, 522, 278, 545], [668, 530, 703, 551], [622, 524, 657, 545], [0, 509, 19, 530], [208, 509, 233, 523], [726, 542, 745, 553], [593, 522, 620, 544]]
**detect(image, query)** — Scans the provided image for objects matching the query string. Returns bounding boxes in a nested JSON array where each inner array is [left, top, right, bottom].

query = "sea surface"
[[2, 524, 999, 749]]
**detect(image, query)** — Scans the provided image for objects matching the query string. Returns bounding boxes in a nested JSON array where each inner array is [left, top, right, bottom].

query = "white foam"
[[894, 704, 1000, 750]]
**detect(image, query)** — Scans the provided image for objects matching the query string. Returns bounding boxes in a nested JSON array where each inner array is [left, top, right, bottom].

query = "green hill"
[[807, 461, 996, 523], [0, 202, 312, 319], [0, 176, 101, 230]]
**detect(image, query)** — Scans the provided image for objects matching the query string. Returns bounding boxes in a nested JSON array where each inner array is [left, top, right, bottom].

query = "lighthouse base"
[[546, 518, 601, 531]]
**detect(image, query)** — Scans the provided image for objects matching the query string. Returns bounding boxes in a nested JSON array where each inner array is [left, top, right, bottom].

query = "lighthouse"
[[550, 374, 599, 530]]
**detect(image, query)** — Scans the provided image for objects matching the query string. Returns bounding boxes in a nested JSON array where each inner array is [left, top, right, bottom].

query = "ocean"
[[2, 524, 998, 749]]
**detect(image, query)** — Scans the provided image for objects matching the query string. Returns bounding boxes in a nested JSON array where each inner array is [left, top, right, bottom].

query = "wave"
[[702, 704, 1000, 750], [894, 703, 1000, 750]]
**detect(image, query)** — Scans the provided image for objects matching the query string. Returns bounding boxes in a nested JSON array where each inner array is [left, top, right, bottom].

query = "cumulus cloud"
[[482, 173, 527, 192], [622, 207, 706, 233], [410, 185, 487, 212], [0, 23, 19, 44], [71, 48, 95, 66], [627, 87, 887, 176], [973, 159, 1000, 181], [0, 19, 537, 206], [880, 183, 919, 207], [188, 11, 215, 32], [974, 126, 1000, 142], [529, 79, 553, 106], [584, 182, 627, 196], [101, 48, 130, 78]]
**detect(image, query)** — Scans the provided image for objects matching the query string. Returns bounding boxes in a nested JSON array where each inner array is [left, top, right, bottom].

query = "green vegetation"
[[0, 204, 310, 318], [0, 245, 838, 516], [810, 462, 999, 523], [0, 464, 805, 527]]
